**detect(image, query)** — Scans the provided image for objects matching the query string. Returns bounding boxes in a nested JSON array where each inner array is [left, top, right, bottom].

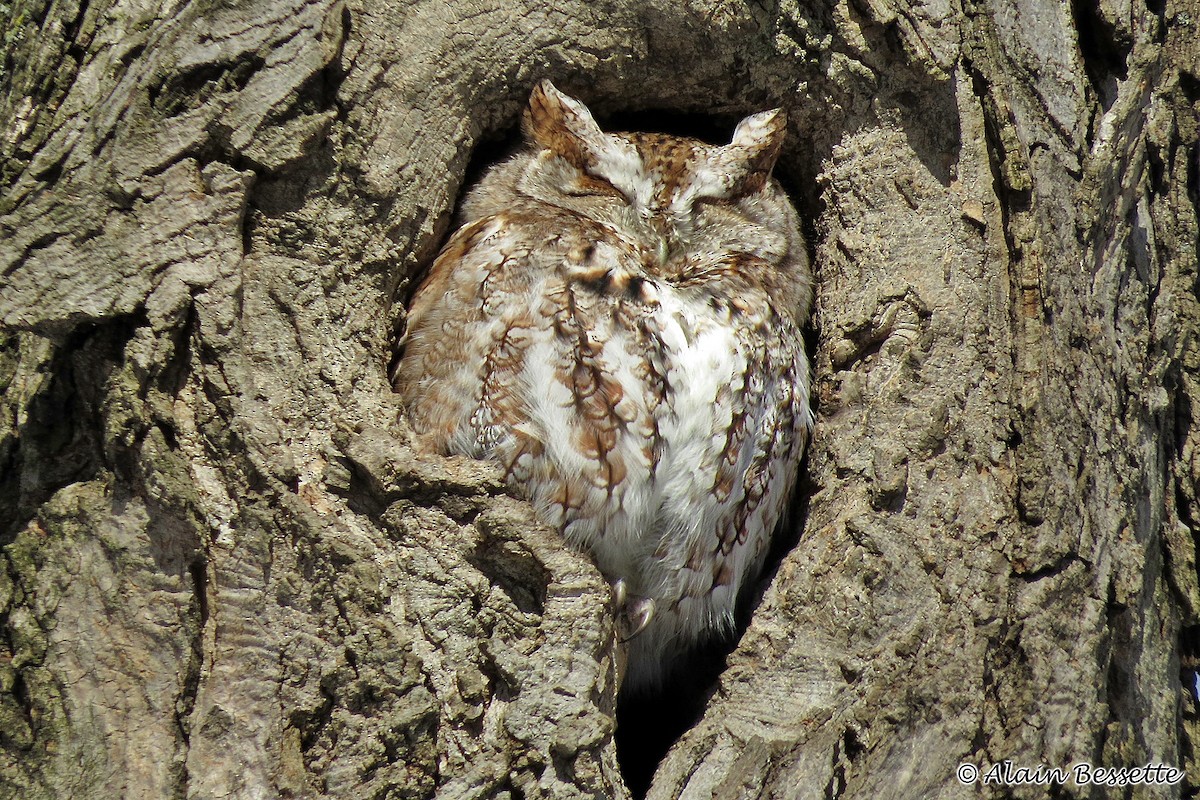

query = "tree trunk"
[[1, 0, 1197, 798]]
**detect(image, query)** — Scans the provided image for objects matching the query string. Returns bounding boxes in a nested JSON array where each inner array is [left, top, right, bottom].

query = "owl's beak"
[[655, 236, 669, 267]]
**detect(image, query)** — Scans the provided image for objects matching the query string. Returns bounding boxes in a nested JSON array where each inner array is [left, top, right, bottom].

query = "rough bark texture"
[[0, 0, 1197, 799]]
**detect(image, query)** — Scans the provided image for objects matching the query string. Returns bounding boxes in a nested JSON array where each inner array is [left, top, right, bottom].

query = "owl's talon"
[[610, 578, 628, 610], [608, 577, 654, 641], [619, 597, 656, 643]]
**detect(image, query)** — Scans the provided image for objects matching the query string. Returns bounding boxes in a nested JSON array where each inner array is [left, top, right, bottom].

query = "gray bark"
[[1, 0, 1197, 798]]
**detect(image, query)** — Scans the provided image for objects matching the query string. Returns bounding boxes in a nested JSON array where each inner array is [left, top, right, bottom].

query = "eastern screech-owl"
[[394, 80, 813, 690]]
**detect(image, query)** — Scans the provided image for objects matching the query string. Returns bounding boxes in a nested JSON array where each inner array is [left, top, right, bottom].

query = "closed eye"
[[567, 174, 630, 201], [693, 194, 736, 207]]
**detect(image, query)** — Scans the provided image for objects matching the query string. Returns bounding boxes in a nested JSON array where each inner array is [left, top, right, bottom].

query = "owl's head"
[[466, 80, 808, 317]]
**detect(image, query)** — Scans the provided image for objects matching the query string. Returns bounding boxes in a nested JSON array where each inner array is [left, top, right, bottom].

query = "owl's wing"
[[397, 210, 647, 460], [400, 216, 497, 345], [395, 215, 525, 451]]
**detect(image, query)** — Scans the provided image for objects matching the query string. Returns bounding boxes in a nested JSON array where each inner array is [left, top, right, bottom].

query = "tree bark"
[[1, 0, 1197, 798]]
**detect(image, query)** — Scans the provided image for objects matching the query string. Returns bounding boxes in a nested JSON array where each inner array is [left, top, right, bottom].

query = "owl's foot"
[[610, 578, 655, 642], [621, 597, 656, 641]]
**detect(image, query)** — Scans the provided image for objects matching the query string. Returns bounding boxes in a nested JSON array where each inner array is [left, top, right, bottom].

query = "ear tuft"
[[523, 80, 605, 171], [722, 108, 787, 197]]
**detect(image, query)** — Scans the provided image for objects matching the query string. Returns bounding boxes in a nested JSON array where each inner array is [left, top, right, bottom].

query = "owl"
[[394, 80, 813, 691]]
